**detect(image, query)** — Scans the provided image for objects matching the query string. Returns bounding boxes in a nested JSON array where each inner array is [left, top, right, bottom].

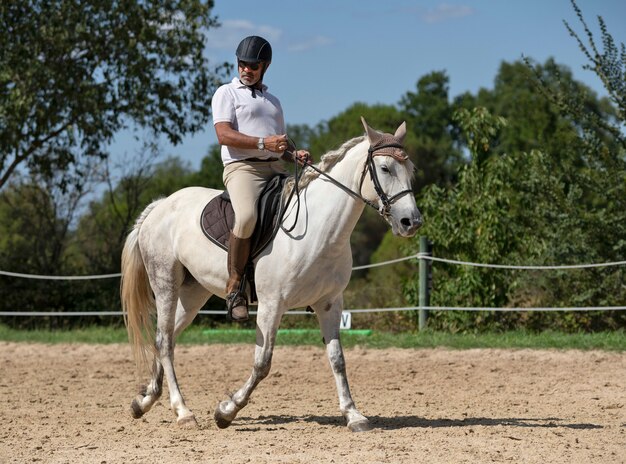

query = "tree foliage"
[[561, 0, 626, 147], [2, 0, 624, 333], [0, 0, 229, 189], [0, 175, 89, 326], [404, 3, 626, 331], [399, 70, 464, 187]]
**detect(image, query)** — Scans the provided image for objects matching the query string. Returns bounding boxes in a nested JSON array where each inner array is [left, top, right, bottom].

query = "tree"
[[0, 0, 230, 190], [0, 172, 93, 326], [404, 47, 626, 331], [399, 71, 464, 188], [470, 59, 619, 161], [560, 0, 625, 149], [406, 107, 527, 329]]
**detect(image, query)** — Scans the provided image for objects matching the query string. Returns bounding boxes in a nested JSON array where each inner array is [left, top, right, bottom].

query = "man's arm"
[[214, 122, 288, 153]]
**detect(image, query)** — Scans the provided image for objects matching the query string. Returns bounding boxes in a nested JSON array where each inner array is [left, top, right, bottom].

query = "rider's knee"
[[233, 213, 256, 238]]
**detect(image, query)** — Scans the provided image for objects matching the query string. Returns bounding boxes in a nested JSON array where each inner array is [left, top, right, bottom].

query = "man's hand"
[[264, 134, 311, 164], [294, 150, 312, 166], [264, 134, 289, 153]]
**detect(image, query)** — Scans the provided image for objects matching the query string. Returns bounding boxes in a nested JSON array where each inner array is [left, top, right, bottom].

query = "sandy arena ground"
[[1, 341, 625, 463]]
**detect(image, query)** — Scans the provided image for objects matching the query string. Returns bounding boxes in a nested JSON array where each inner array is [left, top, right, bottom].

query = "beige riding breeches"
[[223, 160, 286, 239]]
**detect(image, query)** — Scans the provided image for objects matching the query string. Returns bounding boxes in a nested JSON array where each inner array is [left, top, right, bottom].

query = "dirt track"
[[1, 342, 625, 463]]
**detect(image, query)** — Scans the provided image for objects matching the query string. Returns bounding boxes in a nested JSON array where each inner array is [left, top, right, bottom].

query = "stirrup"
[[226, 291, 249, 322]]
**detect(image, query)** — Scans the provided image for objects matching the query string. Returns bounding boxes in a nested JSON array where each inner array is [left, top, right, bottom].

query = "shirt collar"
[[232, 77, 268, 92]]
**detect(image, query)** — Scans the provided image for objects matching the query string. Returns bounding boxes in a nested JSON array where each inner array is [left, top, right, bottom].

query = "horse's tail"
[[121, 199, 163, 372]]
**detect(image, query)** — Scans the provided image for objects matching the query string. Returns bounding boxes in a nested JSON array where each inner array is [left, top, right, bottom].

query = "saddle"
[[200, 174, 289, 302]]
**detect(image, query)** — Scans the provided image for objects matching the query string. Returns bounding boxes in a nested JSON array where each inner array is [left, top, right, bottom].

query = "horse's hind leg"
[[131, 278, 210, 428], [173, 279, 212, 338], [315, 297, 372, 432], [214, 302, 282, 428], [130, 341, 163, 420]]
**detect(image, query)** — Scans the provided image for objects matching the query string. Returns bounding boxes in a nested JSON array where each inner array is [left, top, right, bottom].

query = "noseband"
[[358, 142, 414, 218]]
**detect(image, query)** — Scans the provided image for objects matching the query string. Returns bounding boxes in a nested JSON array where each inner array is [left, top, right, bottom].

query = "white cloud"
[[355, 4, 474, 23], [205, 19, 282, 51], [287, 35, 333, 52], [419, 4, 474, 24]]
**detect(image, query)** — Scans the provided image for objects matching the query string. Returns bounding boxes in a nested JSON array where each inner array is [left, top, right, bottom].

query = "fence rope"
[[418, 254, 626, 270], [3, 244, 626, 317], [352, 254, 420, 270], [3, 252, 626, 280], [0, 270, 122, 280], [2, 305, 626, 317]]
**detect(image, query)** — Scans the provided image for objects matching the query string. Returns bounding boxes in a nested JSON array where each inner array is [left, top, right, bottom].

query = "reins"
[[281, 141, 414, 232], [300, 158, 378, 210]]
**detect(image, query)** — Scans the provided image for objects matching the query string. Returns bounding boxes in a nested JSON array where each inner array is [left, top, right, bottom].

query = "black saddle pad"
[[200, 174, 288, 258]]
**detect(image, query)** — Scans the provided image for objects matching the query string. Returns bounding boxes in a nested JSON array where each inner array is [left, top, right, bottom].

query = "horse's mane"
[[283, 135, 365, 196]]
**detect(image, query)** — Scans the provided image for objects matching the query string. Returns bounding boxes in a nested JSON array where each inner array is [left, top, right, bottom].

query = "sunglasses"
[[238, 61, 261, 71]]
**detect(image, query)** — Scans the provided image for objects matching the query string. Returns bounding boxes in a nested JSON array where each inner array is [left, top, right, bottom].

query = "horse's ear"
[[361, 117, 383, 145], [394, 121, 407, 143]]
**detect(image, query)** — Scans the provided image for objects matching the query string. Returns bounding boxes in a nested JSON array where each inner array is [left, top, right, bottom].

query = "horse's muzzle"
[[395, 214, 422, 237]]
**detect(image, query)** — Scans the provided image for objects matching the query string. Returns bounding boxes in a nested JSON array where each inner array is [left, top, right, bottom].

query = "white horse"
[[121, 118, 422, 432]]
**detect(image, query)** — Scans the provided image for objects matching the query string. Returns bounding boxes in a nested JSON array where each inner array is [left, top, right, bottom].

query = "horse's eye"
[[380, 165, 390, 173]]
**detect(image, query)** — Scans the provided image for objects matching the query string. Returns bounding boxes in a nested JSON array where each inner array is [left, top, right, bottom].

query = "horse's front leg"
[[214, 302, 282, 429], [315, 297, 372, 432]]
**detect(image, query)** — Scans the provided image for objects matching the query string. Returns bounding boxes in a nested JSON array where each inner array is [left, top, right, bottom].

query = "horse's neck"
[[304, 149, 368, 247]]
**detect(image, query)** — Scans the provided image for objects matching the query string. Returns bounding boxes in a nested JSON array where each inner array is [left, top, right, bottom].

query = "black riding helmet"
[[236, 36, 272, 97], [236, 36, 272, 63]]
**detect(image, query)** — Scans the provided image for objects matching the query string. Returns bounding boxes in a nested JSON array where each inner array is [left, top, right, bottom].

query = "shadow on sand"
[[233, 414, 603, 431]]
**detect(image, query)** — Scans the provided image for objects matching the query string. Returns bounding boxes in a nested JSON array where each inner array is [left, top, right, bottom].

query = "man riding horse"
[[211, 36, 311, 322]]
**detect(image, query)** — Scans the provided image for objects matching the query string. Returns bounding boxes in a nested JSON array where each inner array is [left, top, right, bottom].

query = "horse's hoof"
[[214, 399, 239, 429], [130, 398, 144, 419], [348, 419, 373, 432], [177, 414, 198, 428], [214, 409, 232, 429]]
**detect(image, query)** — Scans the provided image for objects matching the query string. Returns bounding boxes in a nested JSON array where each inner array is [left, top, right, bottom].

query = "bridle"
[[289, 141, 414, 221], [359, 142, 414, 217]]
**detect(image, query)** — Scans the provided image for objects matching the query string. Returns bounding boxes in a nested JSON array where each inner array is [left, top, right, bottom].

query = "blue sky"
[[110, 0, 626, 170]]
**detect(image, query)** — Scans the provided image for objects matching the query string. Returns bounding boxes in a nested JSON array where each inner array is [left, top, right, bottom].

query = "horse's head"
[[360, 117, 422, 237]]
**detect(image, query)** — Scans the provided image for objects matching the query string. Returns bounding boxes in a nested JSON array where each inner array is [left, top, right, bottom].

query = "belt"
[[240, 157, 280, 163]]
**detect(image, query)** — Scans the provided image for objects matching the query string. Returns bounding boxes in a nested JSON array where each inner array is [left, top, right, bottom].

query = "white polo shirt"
[[212, 77, 286, 165]]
